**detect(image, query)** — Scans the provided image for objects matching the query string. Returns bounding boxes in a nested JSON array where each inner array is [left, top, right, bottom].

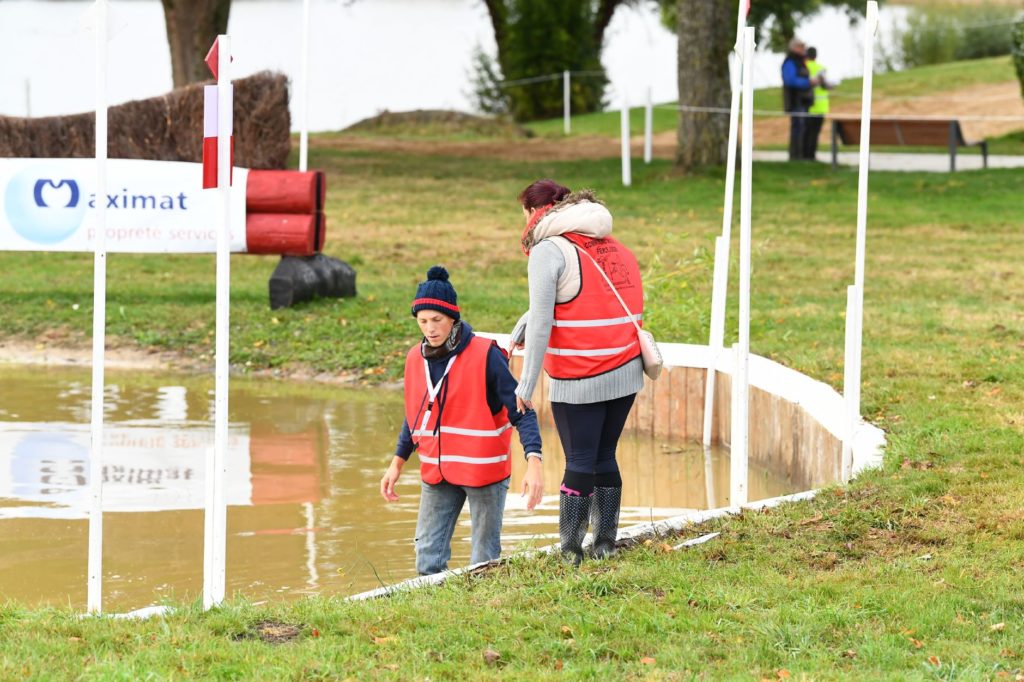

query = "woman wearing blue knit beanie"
[[380, 265, 544, 575]]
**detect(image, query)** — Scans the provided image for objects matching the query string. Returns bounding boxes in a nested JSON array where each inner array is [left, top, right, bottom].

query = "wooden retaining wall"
[[508, 357, 843, 490]]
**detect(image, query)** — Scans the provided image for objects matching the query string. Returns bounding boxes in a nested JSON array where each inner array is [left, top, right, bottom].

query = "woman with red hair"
[[511, 179, 645, 564]]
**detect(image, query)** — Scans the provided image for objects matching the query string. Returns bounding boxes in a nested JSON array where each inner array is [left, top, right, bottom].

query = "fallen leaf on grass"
[[901, 459, 934, 471], [927, 655, 941, 667], [798, 514, 824, 526], [777, 669, 791, 679], [68, 637, 82, 643], [841, 649, 857, 659], [372, 636, 395, 645], [1000, 648, 1018, 658], [311, 628, 320, 638], [560, 625, 573, 638], [382, 664, 398, 671], [909, 638, 924, 649], [991, 622, 1006, 631], [640, 657, 656, 665], [657, 543, 675, 553], [554, 660, 563, 671], [482, 649, 501, 666]]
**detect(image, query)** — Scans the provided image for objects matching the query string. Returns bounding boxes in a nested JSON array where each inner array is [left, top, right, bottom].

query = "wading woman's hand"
[[522, 456, 544, 511], [380, 457, 404, 502]]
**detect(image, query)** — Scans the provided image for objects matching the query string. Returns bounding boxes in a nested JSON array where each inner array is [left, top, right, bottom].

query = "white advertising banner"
[[0, 158, 249, 253], [0, 422, 252, 519]]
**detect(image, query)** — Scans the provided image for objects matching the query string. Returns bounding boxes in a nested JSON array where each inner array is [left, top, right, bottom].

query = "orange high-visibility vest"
[[404, 336, 513, 487], [543, 232, 644, 380]]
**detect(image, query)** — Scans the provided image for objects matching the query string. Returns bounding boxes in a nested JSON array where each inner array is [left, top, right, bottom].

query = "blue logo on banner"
[[4, 167, 86, 245]]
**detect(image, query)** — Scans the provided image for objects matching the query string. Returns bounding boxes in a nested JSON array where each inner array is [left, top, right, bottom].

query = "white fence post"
[[702, 0, 748, 447], [702, 235, 728, 446], [620, 94, 631, 187], [87, 0, 109, 615], [730, 27, 756, 508], [846, 0, 879, 484], [298, 0, 311, 172], [643, 86, 653, 164], [563, 70, 571, 135], [842, 285, 859, 482]]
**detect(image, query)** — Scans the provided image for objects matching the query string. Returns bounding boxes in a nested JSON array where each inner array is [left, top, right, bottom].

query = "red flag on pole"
[[744, 0, 751, 17], [205, 38, 220, 81]]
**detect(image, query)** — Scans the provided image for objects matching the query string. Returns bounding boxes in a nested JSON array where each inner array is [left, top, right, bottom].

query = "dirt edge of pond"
[[0, 339, 384, 388]]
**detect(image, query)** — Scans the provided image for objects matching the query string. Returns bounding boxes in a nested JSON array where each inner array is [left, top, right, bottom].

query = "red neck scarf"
[[520, 203, 554, 255]]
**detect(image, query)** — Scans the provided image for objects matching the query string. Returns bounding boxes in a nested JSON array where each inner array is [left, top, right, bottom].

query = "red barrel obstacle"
[[247, 169, 356, 309], [246, 170, 326, 256]]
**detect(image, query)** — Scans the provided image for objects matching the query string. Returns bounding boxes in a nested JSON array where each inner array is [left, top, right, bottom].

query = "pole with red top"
[[202, 34, 233, 610]]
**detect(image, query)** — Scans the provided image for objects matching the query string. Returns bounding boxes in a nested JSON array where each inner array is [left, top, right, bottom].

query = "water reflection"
[[0, 366, 801, 610]]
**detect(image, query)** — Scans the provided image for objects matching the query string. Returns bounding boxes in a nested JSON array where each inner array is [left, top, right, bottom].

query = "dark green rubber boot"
[[589, 486, 622, 559], [559, 492, 591, 566]]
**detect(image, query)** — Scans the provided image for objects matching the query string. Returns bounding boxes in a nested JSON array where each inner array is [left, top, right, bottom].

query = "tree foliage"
[[670, 0, 863, 171], [661, 0, 863, 51], [475, 0, 640, 121]]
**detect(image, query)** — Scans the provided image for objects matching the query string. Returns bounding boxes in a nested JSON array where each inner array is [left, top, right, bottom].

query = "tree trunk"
[[162, 0, 232, 87], [675, 0, 734, 171]]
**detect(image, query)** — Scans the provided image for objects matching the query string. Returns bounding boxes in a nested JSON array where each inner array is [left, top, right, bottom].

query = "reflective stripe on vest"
[[551, 313, 643, 328], [543, 233, 644, 380], [546, 342, 638, 357], [412, 422, 513, 438], [404, 335, 513, 487], [418, 454, 510, 466]]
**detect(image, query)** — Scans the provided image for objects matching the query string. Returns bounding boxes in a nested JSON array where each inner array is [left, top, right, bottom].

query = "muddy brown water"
[[0, 366, 804, 611]]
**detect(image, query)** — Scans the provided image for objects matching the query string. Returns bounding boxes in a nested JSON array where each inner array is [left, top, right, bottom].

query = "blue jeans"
[[414, 477, 510, 575]]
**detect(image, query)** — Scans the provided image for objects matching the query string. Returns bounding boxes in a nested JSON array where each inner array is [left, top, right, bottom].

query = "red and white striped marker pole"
[[202, 34, 233, 610]]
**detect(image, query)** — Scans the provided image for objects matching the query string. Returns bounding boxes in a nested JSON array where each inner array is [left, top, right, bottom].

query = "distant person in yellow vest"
[[803, 46, 831, 160]]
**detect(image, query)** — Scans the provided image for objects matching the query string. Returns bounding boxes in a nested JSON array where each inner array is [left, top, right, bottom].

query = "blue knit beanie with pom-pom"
[[411, 266, 460, 320]]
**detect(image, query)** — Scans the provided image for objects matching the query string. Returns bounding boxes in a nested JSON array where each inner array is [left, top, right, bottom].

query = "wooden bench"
[[831, 118, 989, 172]]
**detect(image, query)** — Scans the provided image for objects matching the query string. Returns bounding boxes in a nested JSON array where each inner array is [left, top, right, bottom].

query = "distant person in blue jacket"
[[781, 38, 820, 161]]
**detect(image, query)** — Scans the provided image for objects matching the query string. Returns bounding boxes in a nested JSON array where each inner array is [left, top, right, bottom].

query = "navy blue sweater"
[[395, 322, 542, 460]]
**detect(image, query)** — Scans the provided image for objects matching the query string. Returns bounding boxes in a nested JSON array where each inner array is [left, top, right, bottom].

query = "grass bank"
[[1, 141, 1023, 677]]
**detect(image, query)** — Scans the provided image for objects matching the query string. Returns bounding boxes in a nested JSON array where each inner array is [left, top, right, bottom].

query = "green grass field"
[[1, 131, 1023, 677]]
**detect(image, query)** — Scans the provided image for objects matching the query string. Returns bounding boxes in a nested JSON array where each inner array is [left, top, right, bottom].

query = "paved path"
[[753, 150, 1024, 172]]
